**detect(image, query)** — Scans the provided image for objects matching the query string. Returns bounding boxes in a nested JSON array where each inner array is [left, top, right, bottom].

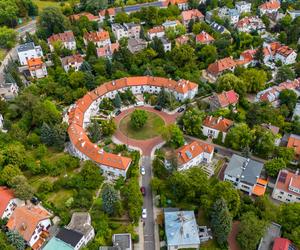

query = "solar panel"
[[278, 171, 287, 183]]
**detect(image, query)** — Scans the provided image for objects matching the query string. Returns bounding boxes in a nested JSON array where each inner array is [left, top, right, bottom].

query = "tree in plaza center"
[[130, 109, 148, 129]]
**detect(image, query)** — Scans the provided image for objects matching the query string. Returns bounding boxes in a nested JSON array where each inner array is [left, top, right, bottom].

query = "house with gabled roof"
[[207, 57, 236, 80], [224, 154, 267, 196], [147, 26, 165, 40], [99, 8, 115, 23], [287, 134, 300, 164], [47, 31, 76, 52], [209, 90, 239, 111], [7, 206, 51, 249], [97, 43, 119, 59], [16, 42, 43, 66], [196, 31, 214, 45], [0, 187, 24, 219], [83, 30, 111, 48], [69, 12, 99, 22], [181, 9, 204, 27], [272, 238, 297, 250], [259, 0, 280, 16], [202, 116, 233, 142], [176, 141, 214, 171], [27, 58, 47, 79], [272, 169, 300, 203], [236, 16, 265, 33], [61, 54, 84, 72]]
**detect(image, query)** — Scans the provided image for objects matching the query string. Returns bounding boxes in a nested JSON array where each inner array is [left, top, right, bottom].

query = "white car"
[[140, 167, 145, 175], [142, 208, 147, 219]]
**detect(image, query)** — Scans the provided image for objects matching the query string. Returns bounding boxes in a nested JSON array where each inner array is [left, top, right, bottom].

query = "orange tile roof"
[[47, 31, 75, 43], [68, 76, 198, 171], [176, 141, 214, 165], [61, 54, 84, 66], [196, 31, 214, 44], [27, 58, 44, 70], [147, 26, 165, 34], [216, 90, 239, 108], [252, 183, 267, 196], [276, 46, 295, 57], [181, 9, 204, 21], [287, 134, 300, 158], [175, 35, 189, 45], [84, 31, 110, 43], [207, 57, 236, 76], [7, 206, 50, 242], [259, 0, 280, 10], [0, 187, 15, 217], [274, 169, 300, 196], [203, 116, 233, 132], [97, 43, 119, 57]]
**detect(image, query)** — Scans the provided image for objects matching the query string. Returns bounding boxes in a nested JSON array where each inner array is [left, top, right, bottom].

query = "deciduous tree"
[[265, 158, 286, 177], [130, 109, 148, 129], [101, 184, 119, 216], [162, 124, 184, 148]]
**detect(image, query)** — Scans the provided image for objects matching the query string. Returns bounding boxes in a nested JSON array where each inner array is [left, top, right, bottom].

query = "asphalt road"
[[16, 20, 37, 38], [142, 156, 156, 250]]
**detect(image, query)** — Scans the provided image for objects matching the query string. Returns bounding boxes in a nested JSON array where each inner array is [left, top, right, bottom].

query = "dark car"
[[177, 107, 185, 113], [31, 197, 39, 205], [154, 105, 162, 111], [115, 110, 121, 116], [140, 186, 146, 196]]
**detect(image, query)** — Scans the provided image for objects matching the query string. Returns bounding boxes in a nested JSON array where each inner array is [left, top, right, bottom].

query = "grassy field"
[[47, 189, 74, 209], [33, 0, 61, 10], [119, 111, 165, 140]]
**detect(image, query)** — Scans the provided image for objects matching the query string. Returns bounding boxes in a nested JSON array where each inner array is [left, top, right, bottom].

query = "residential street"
[[142, 156, 156, 250]]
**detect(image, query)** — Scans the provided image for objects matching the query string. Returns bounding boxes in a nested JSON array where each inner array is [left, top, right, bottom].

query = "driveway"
[[142, 156, 155, 250]]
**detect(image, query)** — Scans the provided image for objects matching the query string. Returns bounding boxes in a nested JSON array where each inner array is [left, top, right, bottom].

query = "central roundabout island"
[[67, 76, 198, 178]]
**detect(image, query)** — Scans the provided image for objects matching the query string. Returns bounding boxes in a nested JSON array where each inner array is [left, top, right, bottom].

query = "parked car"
[[140, 186, 146, 196], [142, 208, 147, 219], [154, 105, 162, 111], [140, 166, 145, 175], [177, 107, 185, 113], [115, 109, 121, 116]]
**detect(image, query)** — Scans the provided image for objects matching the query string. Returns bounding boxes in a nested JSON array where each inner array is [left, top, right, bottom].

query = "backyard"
[[119, 111, 165, 140]]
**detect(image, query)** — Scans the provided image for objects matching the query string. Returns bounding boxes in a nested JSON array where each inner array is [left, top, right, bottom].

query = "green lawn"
[[119, 111, 165, 140], [33, 0, 61, 10], [47, 189, 74, 209]]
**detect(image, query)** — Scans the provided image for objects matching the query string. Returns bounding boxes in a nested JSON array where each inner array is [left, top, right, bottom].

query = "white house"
[[99, 234, 132, 250], [274, 46, 297, 65], [272, 169, 300, 203], [7, 206, 51, 249], [160, 38, 172, 52], [47, 31, 76, 52], [0, 187, 24, 219], [202, 116, 233, 142], [111, 23, 141, 41], [27, 58, 48, 79], [259, 0, 280, 16], [176, 141, 214, 171], [147, 26, 165, 40], [83, 30, 111, 48], [236, 16, 265, 33], [17, 42, 43, 66], [235, 1, 251, 14], [61, 54, 84, 72], [162, 20, 180, 29], [99, 8, 115, 23], [218, 7, 240, 24], [0, 82, 19, 100], [224, 154, 267, 196]]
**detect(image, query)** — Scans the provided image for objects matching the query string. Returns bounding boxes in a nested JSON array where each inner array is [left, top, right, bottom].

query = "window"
[[277, 196, 282, 199], [288, 194, 292, 197], [280, 191, 284, 195], [286, 199, 291, 202]]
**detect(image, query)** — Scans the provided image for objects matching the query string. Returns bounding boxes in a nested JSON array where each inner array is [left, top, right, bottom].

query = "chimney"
[[112, 80, 115, 86], [217, 116, 222, 123], [296, 169, 299, 175], [209, 115, 212, 121]]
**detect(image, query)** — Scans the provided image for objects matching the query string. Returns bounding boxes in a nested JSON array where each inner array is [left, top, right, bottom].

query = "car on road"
[[140, 186, 146, 196], [154, 105, 162, 111], [140, 166, 145, 175], [115, 110, 121, 116], [177, 107, 185, 113], [142, 208, 147, 219]]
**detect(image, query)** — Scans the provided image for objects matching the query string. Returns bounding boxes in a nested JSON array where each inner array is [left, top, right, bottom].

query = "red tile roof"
[[68, 76, 198, 171], [0, 187, 15, 218], [181, 9, 204, 22], [216, 90, 239, 108], [196, 31, 214, 44], [259, 0, 280, 10], [273, 238, 293, 250], [27, 58, 44, 70], [287, 134, 300, 158], [203, 116, 233, 132], [84, 31, 110, 43], [176, 141, 214, 165], [47, 31, 75, 44], [7, 206, 50, 242], [274, 169, 300, 196], [276, 46, 295, 57], [147, 26, 165, 34], [207, 57, 236, 76], [97, 43, 119, 57], [61, 54, 84, 66]]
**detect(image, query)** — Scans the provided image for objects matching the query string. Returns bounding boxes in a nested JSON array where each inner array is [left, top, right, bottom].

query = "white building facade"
[[17, 42, 43, 66]]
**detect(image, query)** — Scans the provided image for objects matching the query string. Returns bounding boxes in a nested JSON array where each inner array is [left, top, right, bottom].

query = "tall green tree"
[[87, 120, 102, 143], [265, 158, 286, 177], [225, 123, 253, 151], [101, 184, 119, 216], [216, 73, 247, 95], [241, 68, 267, 93], [276, 65, 296, 83], [279, 89, 297, 113], [0, 26, 17, 49], [237, 212, 267, 250], [210, 198, 232, 245], [113, 93, 122, 108], [6, 231, 25, 250], [130, 109, 148, 129], [9, 175, 34, 200], [180, 108, 205, 137], [162, 124, 184, 148]]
